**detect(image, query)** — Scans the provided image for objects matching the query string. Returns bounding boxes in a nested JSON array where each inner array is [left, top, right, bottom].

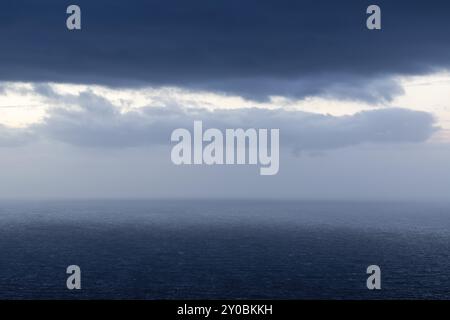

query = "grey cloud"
[[19, 90, 437, 151], [0, 124, 33, 147]]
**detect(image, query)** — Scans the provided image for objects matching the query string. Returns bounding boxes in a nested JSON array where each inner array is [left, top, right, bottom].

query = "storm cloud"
[[1, 0, 450, 101]]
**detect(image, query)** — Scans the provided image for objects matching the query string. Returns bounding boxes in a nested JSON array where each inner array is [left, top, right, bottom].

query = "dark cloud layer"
[[1, 0, 449, 101]]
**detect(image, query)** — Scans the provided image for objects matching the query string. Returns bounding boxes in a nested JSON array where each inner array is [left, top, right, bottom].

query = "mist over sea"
[[0, 200, 449, 299]]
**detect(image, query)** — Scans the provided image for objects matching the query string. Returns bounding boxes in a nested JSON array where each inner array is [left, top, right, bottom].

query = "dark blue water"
[[0, 200, 450, 299]]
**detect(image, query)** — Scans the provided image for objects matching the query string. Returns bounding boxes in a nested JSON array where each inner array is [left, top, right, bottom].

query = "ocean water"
[[0, 200, 450, 299]]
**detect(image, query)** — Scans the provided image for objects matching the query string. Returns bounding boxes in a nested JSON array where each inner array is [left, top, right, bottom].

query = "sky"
[[0, 0, 450, 200]]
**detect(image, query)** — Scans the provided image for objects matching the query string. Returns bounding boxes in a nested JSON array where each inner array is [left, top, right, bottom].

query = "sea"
[[0, 200, 449, 299]]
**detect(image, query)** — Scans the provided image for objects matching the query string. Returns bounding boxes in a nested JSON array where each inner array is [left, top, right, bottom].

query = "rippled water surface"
[[0, 200, 449, 299]]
